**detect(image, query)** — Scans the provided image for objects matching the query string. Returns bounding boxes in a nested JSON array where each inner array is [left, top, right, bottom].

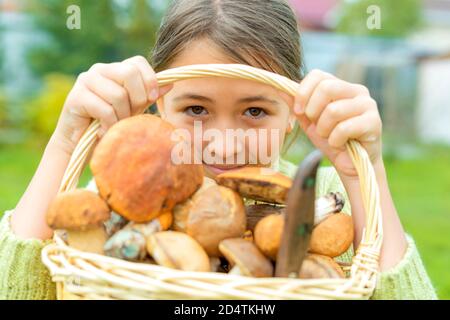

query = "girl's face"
[[156, 38, 295, 178]]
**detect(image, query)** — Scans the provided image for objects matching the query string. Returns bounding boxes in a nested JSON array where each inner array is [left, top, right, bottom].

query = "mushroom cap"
[[173, 185, 246, 256], [46, 189, 110, 231], [254, 213, 284, 261], [216, 167, 292, 204], [309, 213, 354, 257], [90, 114, 203, 222], [219, 238, 273, 277], [146, 231, 210, 272], [299, 254, 345, 279]]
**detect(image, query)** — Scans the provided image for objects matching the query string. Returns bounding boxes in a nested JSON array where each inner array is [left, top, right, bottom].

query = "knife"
[[275, 149, 323, 277]]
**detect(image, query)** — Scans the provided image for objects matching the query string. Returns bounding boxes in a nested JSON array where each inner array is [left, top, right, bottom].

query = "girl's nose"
[[204, 131, 245, 164]]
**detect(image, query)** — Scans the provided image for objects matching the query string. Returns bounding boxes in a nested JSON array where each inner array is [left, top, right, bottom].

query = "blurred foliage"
[[336, 0, 422, 37], [26, 73, 74, 138], [0, 91, 7, 126], [26, 0, 159, 78]]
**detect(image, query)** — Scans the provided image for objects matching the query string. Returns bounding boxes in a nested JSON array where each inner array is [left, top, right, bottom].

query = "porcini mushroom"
[[219, 238, 273, 277], [104, 211, 173, 261], [90, 114, 203, 222], [46, 189, 111, 254], [173, 185, 246, 257], [253, 193, 350, 260], [216, 167, 292, 204], [309, 213, 354, 257], [146, 231, 210, 272], [298, 254, 345, 279]]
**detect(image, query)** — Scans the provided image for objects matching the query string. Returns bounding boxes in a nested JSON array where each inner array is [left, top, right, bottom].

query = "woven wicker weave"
[[41, 64, 383, 300]]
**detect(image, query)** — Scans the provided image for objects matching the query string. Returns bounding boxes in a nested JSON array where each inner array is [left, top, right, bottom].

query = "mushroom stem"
[[104, 211, 128, 236], [228, 265, 244, 275], [209, 257, 221, 272], [67, 228, 107, 255], [314, 192, 344, 226], [104, 212, 172, 261]]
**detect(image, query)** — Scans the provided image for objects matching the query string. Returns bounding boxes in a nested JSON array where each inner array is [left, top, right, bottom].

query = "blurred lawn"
[[0, 141, 449, 299]]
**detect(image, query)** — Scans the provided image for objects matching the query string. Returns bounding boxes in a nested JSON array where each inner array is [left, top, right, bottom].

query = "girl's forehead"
[[165, 38, 293, 107]]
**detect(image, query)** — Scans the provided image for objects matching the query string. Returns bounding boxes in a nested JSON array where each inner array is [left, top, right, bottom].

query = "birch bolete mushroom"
[[298, 254, 345, 279], [146, 231, 210, 272], [104, 211, 173, 261], [90, 114, 203, 223], [253, 193, 350, 260], [219, 238, 273, 277], [173, 184, 246, 257], [216, 167, 292, 204], [46, 189, 110, 254]]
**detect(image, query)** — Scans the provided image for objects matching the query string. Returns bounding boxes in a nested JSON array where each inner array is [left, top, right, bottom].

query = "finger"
[[79, 71, 131, 120], [315, 96, 373, 139], [293, 69, 335, 114], [305, 79, 369, 122], [93, 62, 148, 114], [328, 111, 381, 148], [75, 87, 118, 136], [122, 55, 159, 101]]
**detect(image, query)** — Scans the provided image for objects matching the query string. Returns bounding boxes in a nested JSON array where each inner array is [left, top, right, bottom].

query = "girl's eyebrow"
[[174, 94, 214, 103], [173, 94, 279, 105], [237, 95, 279, 106]]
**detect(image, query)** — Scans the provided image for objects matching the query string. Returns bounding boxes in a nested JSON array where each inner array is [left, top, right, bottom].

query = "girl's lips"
[[203, 163, 246, 175]]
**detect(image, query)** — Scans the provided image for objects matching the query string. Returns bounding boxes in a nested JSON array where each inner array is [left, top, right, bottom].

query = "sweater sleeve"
[[0, 210, 56, 300], [279, 159, 437, 300]]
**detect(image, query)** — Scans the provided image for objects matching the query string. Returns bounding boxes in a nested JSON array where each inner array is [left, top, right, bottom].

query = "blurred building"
[[289, 0, 450, 146]]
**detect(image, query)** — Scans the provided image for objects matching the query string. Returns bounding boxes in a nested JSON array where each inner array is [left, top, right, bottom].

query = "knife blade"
[[275, 149, 323, 277]]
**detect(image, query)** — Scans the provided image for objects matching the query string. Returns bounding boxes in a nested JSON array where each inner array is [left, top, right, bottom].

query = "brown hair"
[[150, 0, 304, 152]]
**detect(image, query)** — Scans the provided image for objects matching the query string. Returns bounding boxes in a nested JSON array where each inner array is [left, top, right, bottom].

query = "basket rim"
[[43, 63, 384, 300]]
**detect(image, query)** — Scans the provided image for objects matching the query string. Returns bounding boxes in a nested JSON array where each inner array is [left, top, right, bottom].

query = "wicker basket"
[[41, 64, 383, 300]]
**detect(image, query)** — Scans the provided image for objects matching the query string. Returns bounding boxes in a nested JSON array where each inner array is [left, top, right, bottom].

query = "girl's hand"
[[52, 56, 173, 155], [293, 69, 382, 179]]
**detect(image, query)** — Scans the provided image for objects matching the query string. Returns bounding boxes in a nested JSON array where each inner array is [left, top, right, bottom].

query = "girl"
[[0, 0, 436, 299]]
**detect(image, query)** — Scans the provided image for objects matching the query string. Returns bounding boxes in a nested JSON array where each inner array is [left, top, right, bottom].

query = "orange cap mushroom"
[[46, 189, 111, 254], [90, 114, 203, 222]]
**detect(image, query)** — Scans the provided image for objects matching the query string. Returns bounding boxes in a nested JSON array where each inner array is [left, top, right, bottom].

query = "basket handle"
[[59, 63, 383, 273]]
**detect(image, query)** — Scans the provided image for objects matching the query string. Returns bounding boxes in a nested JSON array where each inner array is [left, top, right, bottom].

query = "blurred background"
[[0, 0, 449, 298]]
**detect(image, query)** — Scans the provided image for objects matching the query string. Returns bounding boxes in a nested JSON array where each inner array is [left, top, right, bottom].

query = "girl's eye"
[[244, 107, 267, 119], [185, 106, 207, 116]]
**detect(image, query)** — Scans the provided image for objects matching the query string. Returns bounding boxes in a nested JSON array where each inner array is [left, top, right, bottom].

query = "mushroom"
[[309, 213, 354, 257], [216, 166, 292, 204], [46, 189, 110, 254], [146, 231, 210, 272], [218, 238, 273, 277], [298, 254, 345, 279], [173, 185, 246, 257], [253, 193, 351, 260], [104, 211, 173, 261], [254, 212, 284, 261], [90, 114, 203, 223]]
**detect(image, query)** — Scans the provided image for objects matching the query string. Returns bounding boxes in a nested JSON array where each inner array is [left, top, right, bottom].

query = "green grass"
[[0, 142, 449, 299]]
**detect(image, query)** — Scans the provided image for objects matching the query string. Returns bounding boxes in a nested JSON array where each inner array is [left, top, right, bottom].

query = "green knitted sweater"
[[0, 160, 437, 300]]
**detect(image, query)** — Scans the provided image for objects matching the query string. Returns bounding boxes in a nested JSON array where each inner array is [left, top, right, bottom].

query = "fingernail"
[[149, 88, 159, 101], [294, 102, 303, 114]]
